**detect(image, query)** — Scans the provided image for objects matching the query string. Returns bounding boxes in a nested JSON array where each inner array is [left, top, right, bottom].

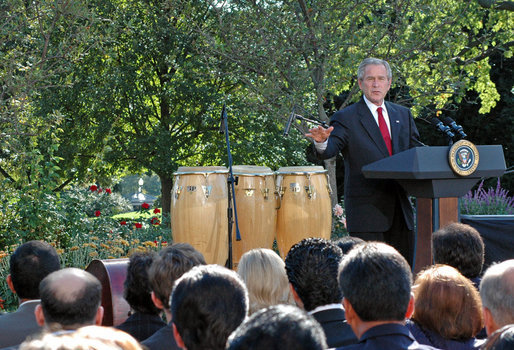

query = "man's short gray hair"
[[357, 58, 392, 81], [480, 259, 514, 327]]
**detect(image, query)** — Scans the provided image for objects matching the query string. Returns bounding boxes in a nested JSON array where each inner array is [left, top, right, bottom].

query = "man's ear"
[[95, 306, 104, 326], [343, 298, 354, 323], [173, 322, 186, 349], [34, 304, 45, 326], [483, 307, 499, 336], [289, 283, 304, 310], [405, 293, 415, 319], [6, 274, 16, 294], [151, 291, 164, 310]]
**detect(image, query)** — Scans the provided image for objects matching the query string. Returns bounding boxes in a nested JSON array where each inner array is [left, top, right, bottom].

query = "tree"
[[204, 0, 513, 204]]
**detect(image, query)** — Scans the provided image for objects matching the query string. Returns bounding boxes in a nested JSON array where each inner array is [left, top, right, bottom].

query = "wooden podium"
[[362, 145, 506, 273]]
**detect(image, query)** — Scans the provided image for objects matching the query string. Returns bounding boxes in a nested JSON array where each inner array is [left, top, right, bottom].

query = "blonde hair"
[[19, 326, 143, 350], [412, 264, 483, 340], [237, 248, 294, 314]]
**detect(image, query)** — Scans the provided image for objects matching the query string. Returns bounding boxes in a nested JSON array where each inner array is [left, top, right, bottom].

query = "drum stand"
[[219, 103, 242, 269]]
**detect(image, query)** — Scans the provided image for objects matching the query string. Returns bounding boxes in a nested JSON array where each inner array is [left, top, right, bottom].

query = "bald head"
[[480, 260, 514, 334], [38, 268, 103, 330]]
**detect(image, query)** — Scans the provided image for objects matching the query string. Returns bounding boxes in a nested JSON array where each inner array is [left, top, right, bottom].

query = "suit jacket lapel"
[[357, 99, 390, 157], [385, 101, 401, 154]]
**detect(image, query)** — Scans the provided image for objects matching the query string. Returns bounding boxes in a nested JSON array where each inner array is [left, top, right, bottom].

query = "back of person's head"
[[338, 242, 412, 321], [481, 324, 514, 350], [19, 326, 143, 350], [148, 243, 206, 309], [333, 236, 365, 255], [9, 240, 60, 299], [170, 264, 248, 350], [226, 304, 327, 350], [123, 251, 160, 315], [412, 264, 483, 339], [480, 260, 514, 329], [237, 248, 293, 315], [432, 222, 485, 279], [285, 238, 343, 311], [38, 268, 102, 330]]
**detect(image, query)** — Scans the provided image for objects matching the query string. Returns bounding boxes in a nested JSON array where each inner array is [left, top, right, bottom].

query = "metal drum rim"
[[173, 170, 229, 175]]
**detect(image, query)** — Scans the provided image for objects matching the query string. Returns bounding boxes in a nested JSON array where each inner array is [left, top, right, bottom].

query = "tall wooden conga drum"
[[231, 165, 277, 268], [275, 166, 332, 257], [171, 166, 229, 266]]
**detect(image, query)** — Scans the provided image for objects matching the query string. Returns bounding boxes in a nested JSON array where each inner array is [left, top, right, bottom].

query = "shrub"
[[460, 178, 514, 215]]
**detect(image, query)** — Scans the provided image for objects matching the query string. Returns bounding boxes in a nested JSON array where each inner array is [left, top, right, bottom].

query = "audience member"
[[481, 324, 514, 350], [480, 259, 514, 335], [0, 241, 60, 347], [432, 222, 485, 288], [141, 243, 206, 350], [333, 236, 365, 255], [115, 251, 166, 341], [336, 242, 438, 350], [171, 264, 248, 350], [35, 268, 103, 332], [407, 265, 484, 350], [285, 237, 357, 347], [237, 248, 293, 315], [226, 304, 327, 350], [19, 325, 143, 350]]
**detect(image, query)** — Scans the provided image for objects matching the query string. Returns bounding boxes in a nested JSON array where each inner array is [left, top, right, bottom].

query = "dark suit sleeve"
[[407, 109, 421, 149], [318, 111, 349, 160]]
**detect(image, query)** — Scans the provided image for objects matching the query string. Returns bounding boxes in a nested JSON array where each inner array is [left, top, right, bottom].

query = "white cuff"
[[314, 139, 328, 152]]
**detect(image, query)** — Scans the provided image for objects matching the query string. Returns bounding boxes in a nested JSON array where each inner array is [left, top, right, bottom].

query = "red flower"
[[97, 188, 103, 193], [135, 222, 142, 229], [94, 210, 101, 217], [162, 241, 167, 244], [150, 217, 160, 225], [90, 185, 98, 191], [153, 208, 161, 214], [105, 188, 112, 194], [142, 202, 150, 210], [120, 221, 127, 225]]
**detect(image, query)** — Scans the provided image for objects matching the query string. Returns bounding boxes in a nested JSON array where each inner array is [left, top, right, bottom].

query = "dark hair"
[[285, 238, 343, 311], [171, 265, 248, 350], [39, 268, 102, 329], [148, 243, 206, 309], [9, 240, 61, 299], [123, 251, 160, 315], [333, 236, 365, 255], [432, 222, 485, 279], [482, 324, 514, 350], [227, 304, 327, 350], [338, 242, 412, 321]]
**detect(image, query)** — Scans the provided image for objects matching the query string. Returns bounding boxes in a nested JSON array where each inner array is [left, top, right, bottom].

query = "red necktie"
[[377, 107, 392, 156]]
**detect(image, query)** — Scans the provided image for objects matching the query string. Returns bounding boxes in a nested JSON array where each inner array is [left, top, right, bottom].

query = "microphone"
[[283, 111, 296, 136], [430, 117, 454, 139], [442, 117, 467, 139]]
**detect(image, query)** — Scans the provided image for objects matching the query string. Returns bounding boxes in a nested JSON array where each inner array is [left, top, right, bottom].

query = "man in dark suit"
[[306, 58, 421, 265], [336, 242, 438, 350], [285, 238, 357, 348], [0, 241, 60, 348]]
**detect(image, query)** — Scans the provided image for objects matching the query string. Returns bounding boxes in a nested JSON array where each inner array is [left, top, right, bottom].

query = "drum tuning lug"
[[261, 188, 270, 200], [277, 186, 285, 198], [305, 185, 315, 199], [202, 185, 212, 198], [244, 188, 255, 197], [174, 186, 182, 199]]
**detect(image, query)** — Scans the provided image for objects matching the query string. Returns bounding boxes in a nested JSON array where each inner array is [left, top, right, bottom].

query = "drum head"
[[275, 166, 326, 175], [174, 166, 228, 175], [232, 165, 274, 176]]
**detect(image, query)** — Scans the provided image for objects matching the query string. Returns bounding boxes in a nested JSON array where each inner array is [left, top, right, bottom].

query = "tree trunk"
[[159, 174, 173, 228], [324, 157, 338, 208]]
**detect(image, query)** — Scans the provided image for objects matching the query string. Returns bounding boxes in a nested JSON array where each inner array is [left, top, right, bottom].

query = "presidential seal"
[[449, 139, 479, 176]]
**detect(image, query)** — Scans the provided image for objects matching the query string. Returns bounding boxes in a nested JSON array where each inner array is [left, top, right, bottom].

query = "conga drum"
[[171, 166, 229, 265], [275, 166, 332, 257], [85, 258, 130, 327], [231, 165, 277, 267]]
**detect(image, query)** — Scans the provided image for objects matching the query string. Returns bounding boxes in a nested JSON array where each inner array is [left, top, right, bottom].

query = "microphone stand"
[[292, 114, 329, 128], [219, 103, 241, 269]]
